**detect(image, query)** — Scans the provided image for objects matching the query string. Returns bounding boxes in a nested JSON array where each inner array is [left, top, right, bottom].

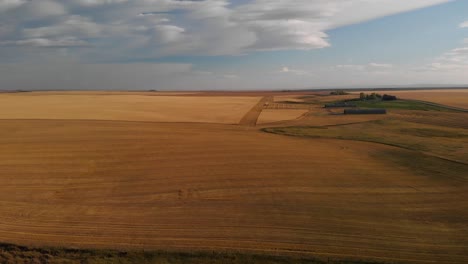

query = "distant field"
[[365, 89, 468, 109], [0, 90, 467, 263], [0, 93, 261, 124]]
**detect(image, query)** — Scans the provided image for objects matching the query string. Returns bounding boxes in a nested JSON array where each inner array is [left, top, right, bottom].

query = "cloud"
[[1, 37, 89, 47], [74, 0, 129, 6], [222, 74, 239, 79], [280, 66, 310, 75], [421, 42, 468, 72], [336, 64, 365, 71], [336, 63, 393, 72], [0, 62, 194, 90], [17, 0, 66, 19], [0, 0, 452, 61], [0, 0, 27, 12], [23, 15, 102, 38], [326, 0, 452, 29], [1, 1, 465, 92], [368, 63, 393, 68], [460, 21, 468, 28]]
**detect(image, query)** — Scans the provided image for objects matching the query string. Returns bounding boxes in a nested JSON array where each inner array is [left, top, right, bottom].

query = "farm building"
[[344, 109, 387, 115]]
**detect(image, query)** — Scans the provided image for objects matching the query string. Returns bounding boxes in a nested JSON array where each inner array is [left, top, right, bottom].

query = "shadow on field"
[[0, 243, 388, 264]]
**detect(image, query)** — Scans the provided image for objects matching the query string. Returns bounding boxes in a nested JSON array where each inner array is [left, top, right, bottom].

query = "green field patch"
[[399, 128, 468, 138], [263, 120, 468, 164], [352, 100, 452, 111], [371, 149, 468, 182]]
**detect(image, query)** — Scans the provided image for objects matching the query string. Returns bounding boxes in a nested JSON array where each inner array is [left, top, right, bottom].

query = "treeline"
[[359, 92, 397, 101], [330, 90, 349, 95]]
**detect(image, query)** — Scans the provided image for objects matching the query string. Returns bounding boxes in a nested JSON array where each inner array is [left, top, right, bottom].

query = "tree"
[[359, 92, 365, 100], [382, 94, 397, 101]]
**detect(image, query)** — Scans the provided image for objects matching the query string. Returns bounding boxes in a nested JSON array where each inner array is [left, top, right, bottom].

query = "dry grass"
[[391, 110, 468, 129], [0, 93, 261, 124]]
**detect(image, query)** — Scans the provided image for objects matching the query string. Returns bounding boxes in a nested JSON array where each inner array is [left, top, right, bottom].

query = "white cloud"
[[460, 21, 468, 28], [336, 64, 365, 71], [0, 0, 452, 58], [421, 42, 468, 73], [156, 25, 186, 43], [75, 0, 128, 6], [1, 37, 89, 47], [280, 66, 310, 75], [1, 0, 464, 91], [0, 0, 27, 12], [20, 0, 66, 19], [327, 0, 452, 29], [222, 74, 239, 79], [336, 63, 393, 72], [234, 0, 451, 51], [368, 63, 393, 68], [23, 15, 102, 38]]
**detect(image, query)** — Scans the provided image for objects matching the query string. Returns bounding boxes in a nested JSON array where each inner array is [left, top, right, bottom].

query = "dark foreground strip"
[[0, 243, 387, 264]]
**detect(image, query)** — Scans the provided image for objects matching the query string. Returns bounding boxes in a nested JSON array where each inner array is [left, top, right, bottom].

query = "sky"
[[0, 0, 467, 91]]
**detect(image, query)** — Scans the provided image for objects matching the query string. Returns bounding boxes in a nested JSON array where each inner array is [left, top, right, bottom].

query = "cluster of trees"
[[359, 92, 397, 101], [330, 90, 349, 95]]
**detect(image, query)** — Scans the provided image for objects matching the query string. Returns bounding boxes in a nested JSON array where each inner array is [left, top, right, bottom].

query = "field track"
[[239, 96, 274, 126], [0, 119, 467, 263]]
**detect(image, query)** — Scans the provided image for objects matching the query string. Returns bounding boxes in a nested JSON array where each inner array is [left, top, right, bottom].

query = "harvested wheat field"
[[257, 109, 309, 124], [0, 92, 261, 124], [0, 91, 467, 264]]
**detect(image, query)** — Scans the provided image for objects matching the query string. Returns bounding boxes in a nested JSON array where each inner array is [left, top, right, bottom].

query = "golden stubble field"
[[0, 90, 467, 264], [0, 93, 261, 124]]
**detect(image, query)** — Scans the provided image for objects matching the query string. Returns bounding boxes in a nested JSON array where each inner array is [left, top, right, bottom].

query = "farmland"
[[365, 89, 468, 109], [0, 93, 261, 124], [0, 90, 467, 263]]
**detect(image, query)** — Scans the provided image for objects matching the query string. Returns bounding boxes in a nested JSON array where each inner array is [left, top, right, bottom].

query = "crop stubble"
[[0, 91, 467, 263]]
